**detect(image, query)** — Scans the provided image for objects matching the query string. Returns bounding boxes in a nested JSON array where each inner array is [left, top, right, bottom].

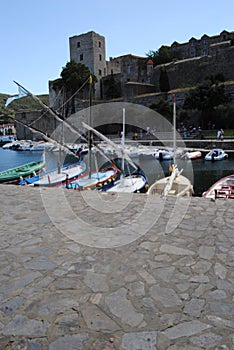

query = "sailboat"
[[8, 80, 118, 189], [148, 94, 193, 197], [83, 108, 148, 193], [61, 76, 119, 190]]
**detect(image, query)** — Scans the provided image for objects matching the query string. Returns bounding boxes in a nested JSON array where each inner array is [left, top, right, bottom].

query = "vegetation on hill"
[[0, 93, 49, 122]]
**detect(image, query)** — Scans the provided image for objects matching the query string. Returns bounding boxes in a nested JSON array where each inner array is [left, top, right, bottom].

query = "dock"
[[0, 185, 234, 349]]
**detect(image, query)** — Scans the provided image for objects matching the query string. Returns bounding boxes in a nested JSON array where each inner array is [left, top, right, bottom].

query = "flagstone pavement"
[[0, 185, 233, 349]]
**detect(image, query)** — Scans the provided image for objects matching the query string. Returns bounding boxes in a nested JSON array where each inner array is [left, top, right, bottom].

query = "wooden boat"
[[205, 148, 228, 161], [202, 174, 234, 199], [23, 161, 87, 187], [148, 164, 193, 196], [0, 156, 45, 184], [64, 166, 118, 190]]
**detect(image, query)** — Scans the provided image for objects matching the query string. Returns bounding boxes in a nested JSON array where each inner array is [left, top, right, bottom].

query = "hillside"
[[0, 93, 49, 120]]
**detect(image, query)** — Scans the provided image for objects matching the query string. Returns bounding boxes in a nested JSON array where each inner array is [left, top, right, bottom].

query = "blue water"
[[0, 148, 233, 196]]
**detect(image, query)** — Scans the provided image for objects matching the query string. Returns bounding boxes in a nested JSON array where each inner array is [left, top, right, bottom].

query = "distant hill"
[[0, 93, 49, 119]]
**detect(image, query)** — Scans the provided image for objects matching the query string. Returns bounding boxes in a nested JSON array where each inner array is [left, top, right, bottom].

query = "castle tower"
[[69, 31, 107, 98]]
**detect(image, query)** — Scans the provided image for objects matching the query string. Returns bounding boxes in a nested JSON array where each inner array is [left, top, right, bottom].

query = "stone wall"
[[151, 46, 234, 91]]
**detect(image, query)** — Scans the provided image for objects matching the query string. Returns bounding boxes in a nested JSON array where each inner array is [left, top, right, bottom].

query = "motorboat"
[[154, 149, 173, 161], [202, 174, 234, 199], [181, 150, 202, 160], [205, 148, 228, 161]]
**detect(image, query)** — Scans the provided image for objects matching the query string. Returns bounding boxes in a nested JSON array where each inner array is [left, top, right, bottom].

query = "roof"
[[147, 59, 153, 65]]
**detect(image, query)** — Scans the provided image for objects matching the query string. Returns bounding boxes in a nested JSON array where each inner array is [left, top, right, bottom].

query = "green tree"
[[60, 60, 92, 94], [183, 77, 231, 127], [103, 74, 121, 99], [146, 46, 177, 66], [150, 99, 172, 121], [52, 60, 96, 115]]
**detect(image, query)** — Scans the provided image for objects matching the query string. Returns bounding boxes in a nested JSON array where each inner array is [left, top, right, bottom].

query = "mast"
[[173, 93, 176, 165], [88, 75, 92, 178], [121, 108, 125, 174]]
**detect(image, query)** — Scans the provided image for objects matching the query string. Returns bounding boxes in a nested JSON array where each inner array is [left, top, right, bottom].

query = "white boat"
[[106, 173, 148, 193], [154, 149, 173, 160], [148, 93, 193, 197], [202, 174, 234, 199], [22, 161, 86, 187], [181, 150, 202, 160], [102, 109, 148, 193], [29, 141, 55, 151], [148, 164, 193, 196], [205, 148, 228, 161]]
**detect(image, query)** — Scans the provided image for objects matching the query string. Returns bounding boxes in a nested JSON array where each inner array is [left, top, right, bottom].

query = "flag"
[[5, 86, 29, 108]]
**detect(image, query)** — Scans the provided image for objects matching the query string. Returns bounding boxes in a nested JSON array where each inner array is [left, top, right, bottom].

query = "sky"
[[1, 0, 234, 96]]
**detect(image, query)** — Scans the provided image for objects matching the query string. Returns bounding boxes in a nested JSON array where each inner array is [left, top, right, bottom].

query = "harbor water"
[[0, 147, 233, 196]]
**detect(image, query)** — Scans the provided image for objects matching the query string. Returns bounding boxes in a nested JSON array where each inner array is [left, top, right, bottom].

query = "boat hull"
[[202, 174, 234, 199], [0, 159, 45, 184]]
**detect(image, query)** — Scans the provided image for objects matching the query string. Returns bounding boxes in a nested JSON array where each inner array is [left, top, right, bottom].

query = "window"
[[127, 65, 131, 74], [99, 54, 102, 61], [80, 54, 83, 61], [99, 69, 102, 76], [99, 41, 101, 48], [77, 42, 80, 48]]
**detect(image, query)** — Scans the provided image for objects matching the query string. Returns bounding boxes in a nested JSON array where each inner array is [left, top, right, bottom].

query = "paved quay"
[[0, 184, 233, 350]]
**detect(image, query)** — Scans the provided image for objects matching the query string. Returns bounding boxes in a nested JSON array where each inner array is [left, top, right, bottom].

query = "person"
[[217, 129, 222, 139], [221, 129, 224, 140]]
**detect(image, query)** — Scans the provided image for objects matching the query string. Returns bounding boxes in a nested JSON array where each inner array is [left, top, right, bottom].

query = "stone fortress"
[[49, 29, 234, 108], [18, 30, 234, 140]]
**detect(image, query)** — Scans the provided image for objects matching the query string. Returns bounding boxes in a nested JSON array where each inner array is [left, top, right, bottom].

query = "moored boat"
[[202, 174, 234, 199], [154, 149, 173, 161], [23, 161, 86, 187], [148, 164, 193, 197], [181, 150, 202, 160], [64, 166, 118, 190], [205, 148, 228, 161], [106, 173, 148, 193], [149, 93, 193, 197], [0, 156, 45, 184]]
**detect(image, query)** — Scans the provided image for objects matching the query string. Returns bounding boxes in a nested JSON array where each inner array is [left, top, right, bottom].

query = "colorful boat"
[[64, 166, 118, 190], [22, 161, 87, 187], [0, 156, 45, 184], [202, 174, 234, 199]]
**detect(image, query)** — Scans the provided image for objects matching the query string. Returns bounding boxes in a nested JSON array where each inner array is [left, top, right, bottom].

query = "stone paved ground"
[[0, 185, 233, 350]]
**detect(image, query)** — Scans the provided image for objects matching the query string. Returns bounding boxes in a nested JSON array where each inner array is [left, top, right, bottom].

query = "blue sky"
[[1, 0, 234, 95]]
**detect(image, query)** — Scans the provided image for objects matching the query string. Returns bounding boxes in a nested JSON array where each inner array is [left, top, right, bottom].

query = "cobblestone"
[[0, 185, 234, 349]]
